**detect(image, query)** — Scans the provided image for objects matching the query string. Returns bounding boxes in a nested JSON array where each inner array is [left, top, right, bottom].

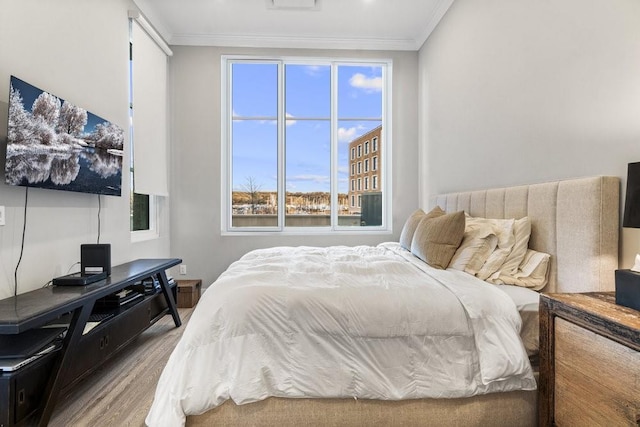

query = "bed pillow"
[[411, 210, 465, 269], [499, 249, 551, 291], [399, 207, 444, 250], [467, 216, 516, 281], [448, 228, 499, 275], [491, 217, 532, 284]]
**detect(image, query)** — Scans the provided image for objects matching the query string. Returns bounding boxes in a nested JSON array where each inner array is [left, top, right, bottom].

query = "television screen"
[[5, 76, 123, 196]]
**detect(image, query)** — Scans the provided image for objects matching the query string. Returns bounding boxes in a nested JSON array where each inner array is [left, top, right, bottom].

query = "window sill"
[[131, 229, 159, 243]]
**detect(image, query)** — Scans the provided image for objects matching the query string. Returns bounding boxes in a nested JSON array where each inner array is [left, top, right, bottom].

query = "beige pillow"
[[493, 217, 532, 284], [448, 217, 500, 274], [411, 210, 465, 269], [467, 216, 515, 281], [500, 249, 551, 290], [449, 234, 498, 275], [399, 207, 444, 250]]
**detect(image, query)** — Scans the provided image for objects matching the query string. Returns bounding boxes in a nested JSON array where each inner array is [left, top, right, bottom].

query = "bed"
[[147, 176, 619, 427]]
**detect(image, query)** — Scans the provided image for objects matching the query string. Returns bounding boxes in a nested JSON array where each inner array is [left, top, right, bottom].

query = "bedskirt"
[[186, 388, 538, 426]]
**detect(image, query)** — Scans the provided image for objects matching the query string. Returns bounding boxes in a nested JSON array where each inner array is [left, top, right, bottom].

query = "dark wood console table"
[[0, 258, 182, 426]]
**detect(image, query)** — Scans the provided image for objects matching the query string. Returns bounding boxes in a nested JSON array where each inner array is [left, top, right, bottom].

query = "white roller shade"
[[131, 18, 170, 196]]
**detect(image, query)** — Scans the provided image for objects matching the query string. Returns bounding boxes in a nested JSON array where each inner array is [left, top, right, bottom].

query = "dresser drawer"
[[554, 318, 640, 426]]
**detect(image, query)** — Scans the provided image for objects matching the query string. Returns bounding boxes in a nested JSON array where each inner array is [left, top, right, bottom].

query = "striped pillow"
[[411, 210, 465, 269]]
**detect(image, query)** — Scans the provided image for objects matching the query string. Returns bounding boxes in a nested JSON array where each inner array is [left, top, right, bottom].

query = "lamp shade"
[[623, 162, 640, 228]]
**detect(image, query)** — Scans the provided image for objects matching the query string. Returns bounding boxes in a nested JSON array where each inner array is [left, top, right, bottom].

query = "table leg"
[[157, 271, 181, 327], [37, 303, 92, 427]]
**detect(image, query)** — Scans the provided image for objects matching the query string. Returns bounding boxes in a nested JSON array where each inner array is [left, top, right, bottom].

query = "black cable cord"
[[97, 194, 101, 244], [14, 186, 29, 296]]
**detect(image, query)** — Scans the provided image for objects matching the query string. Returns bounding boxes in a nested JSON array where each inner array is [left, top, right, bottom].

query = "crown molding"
[[415, 0, 455, 50], [168, 33, 420, 51]]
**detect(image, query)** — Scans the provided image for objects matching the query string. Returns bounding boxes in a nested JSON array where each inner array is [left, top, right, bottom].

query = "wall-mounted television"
[[5, 76, 123, 196]]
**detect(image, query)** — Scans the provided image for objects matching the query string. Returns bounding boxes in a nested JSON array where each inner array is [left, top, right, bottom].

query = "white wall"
[[419, 0, 640, 268], [0, 0, 170, 299], [170, 47, 419, 286]]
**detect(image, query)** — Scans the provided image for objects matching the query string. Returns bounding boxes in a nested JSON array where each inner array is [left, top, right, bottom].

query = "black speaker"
[[81, 244, 111, 276]]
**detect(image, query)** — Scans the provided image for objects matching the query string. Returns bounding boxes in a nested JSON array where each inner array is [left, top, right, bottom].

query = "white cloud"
[[305, 65, 323, 76], [337, 165, 349, 175], [338, 125, 367, 143], [286, 112, 296, 126], [338, 126, 358, 142], [349, 73, 382, 93]]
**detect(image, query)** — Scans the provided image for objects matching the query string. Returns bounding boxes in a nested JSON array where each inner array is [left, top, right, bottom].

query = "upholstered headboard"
[[430, 176, 620, 293]]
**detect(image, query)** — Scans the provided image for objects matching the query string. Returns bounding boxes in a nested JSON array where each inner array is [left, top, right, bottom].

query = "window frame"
[[128, 30, 158, 241], [221, 55, 392, 235]]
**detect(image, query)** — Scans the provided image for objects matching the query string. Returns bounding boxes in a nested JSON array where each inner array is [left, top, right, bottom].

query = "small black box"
[[615, 269, 640, 311], [81, 243, 111, 276]]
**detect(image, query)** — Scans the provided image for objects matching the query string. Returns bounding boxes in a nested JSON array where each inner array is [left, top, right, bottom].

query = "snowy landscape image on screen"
[[5, 76, 123, 196]]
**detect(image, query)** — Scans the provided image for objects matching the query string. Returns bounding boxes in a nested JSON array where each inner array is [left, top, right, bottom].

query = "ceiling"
[[133, 0, 454, 51]]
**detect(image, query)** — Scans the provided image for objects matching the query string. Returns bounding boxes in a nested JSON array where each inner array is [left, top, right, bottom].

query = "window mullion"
[[277, 61, 286, 230], [330, 62, 338, 230]]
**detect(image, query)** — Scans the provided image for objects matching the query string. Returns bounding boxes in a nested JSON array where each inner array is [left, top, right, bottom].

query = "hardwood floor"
[[49, 307, 194, 427]]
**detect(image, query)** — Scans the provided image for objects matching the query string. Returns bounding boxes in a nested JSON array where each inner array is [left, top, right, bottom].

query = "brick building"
[[348, 125, 382, 215]]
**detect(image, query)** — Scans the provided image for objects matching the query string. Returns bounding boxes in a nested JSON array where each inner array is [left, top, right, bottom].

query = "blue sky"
[[231, 63, 382, 194]]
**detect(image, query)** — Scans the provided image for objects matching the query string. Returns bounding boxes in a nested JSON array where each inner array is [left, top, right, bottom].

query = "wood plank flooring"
[[49, 307, 194, 427]]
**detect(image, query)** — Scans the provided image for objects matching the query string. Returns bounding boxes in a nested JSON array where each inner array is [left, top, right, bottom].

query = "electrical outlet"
[[0, 206, 5, 226], [179, 264, 187, 275]]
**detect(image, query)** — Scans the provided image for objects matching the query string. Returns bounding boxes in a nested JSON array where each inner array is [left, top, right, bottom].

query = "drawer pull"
[[17, 389, 25, 405]]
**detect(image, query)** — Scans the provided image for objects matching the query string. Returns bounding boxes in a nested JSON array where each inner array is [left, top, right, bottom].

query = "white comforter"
[[146, 243, 536, 427]]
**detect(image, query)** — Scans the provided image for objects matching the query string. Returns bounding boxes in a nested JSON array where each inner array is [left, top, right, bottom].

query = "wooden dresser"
[[539, 292, 640, 426]]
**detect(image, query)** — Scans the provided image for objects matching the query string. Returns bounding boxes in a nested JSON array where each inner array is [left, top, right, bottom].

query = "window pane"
[[337, 65, 383, 118], [285, 64, 330, 118], [131, 192, 149, 231], [338, 120, 382, 226], [285, 120, 330, 227], [232, 120, 278, 227], [232, 63, 277, 117]]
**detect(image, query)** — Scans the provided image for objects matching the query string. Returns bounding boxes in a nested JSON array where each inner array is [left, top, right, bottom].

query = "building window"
[[351, 179, 355, 191], [373, 175, 378, 190], [358, 195, 361, 208], [357, 178, 361, 191], [222, 56, 391, 231], [373, 156, 378, 171], [351, 195, 355, 207], [364, 177, 369, 190], [372, 137, 378, 151], [364, 141, 369, 154], [364, 159, 369, 172]]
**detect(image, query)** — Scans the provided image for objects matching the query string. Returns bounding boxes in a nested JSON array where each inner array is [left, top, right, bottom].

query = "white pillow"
[[499, 249, 551, 291], [448, 221, 499, 275], [466, 216, 515, 281], [490, 217, 532, 284]]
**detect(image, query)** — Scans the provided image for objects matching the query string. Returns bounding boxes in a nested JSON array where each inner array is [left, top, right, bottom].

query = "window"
[[129, 16, 171, 239], [357, 178, 361, 191], [364, 141, 369, 154], [222, 56, 391, 232], [351, 195, 355, 207], [373, 156, 378, 171], [364, 177, 369, 190], [358, 195, 361, 208], [364, 159, 369, 172], [372, 137, 378, 152], [373, 175, 378, 190]]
